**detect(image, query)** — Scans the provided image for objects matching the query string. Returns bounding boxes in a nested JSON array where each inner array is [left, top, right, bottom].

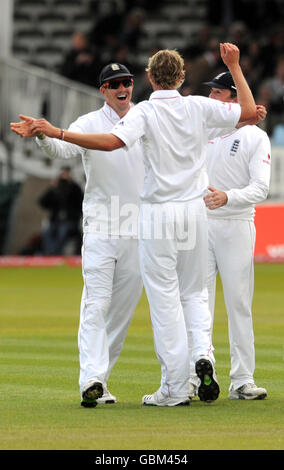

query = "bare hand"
[[220, 43, 240, 68], [203, 186, 228, 210], [10, 114, 38, 138], [250, 104, 267, 124], [236, 105, 267, 128], [10, 115, 60, 138]]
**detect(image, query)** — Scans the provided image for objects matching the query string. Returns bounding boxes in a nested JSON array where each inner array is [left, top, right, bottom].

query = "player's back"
[[111, 89, 241, 204], [139, 90, 210, 203]]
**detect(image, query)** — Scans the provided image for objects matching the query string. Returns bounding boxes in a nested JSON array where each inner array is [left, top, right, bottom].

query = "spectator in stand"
[[226, 22, 249, 52], [256, 55, 284, 134], [90, 7, 145, 60], [262, 55, 284, 115], [111, 44, 142, 79], [185, 38, 223, 95], [38, 167, 83, 255], [60, 32, 102, 87], [239, 54, 259, 95], [119, 8, 146, 54], [88, 2, 124, 54], [261, 26, 284, 76]]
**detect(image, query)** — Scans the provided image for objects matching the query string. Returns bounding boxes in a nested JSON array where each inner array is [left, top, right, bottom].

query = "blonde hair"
[[146, 49, 185, 89]]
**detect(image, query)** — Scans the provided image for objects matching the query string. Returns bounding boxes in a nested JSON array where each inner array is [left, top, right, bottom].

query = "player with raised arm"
[[12, 43, 258, 406], [202, 71, 270, 400]]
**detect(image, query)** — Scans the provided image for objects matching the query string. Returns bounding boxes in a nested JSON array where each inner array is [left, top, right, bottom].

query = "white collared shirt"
[[206, 125, 271, 220], [111, 90, 241, 203], [36, 102, 144, 237]]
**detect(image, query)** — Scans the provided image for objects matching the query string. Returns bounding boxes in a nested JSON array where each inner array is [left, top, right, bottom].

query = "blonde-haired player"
[[12, 43, 258, 406]]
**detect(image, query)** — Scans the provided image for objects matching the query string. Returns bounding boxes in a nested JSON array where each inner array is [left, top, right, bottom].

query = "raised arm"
[[220, 43, 257, 122]]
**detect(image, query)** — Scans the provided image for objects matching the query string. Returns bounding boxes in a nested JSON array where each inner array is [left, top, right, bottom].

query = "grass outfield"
[[0, 264, 283, 451]]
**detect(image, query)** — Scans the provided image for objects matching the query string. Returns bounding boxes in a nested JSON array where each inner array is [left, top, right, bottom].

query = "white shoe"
[[188, 382, 199, 399], [195, 356, 220, 402], [229, 383, 267, 400], [142, 389, 190, 407], [81, 380, 103, 408], [97, 385, 117, 404]]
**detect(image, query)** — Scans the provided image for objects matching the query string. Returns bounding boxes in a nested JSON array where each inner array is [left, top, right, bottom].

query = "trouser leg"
[[139, 234, 189, 398], [178, 203, 213, 385], [78, 235, 116, 393], [104, 239, 143, 381], [214, 220, 256, 388]]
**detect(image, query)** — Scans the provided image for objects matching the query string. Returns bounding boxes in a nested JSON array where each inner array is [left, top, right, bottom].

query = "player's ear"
[[100, 85, 106, 97]]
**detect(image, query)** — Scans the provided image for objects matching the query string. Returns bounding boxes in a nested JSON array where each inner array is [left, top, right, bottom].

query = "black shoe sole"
[[81, 382, 103, 408], [195, 358, 220, 402], [255, 393, 267, 400]]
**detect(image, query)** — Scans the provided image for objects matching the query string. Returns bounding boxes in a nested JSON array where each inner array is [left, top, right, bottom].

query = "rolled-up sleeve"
[[204, 98, 241, 130], [111, 104, 147, 149]]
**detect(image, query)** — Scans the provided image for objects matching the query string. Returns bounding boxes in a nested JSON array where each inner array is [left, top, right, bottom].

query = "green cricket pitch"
[[0, 264, 283, 450]]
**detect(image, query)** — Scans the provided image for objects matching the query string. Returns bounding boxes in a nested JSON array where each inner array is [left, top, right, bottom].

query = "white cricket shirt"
[[206, 125, 271, 220], [36, 102, 144, 237], [111, 90, 241, 203]]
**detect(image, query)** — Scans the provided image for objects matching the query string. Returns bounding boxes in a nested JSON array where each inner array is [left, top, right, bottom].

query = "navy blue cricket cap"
[[203, 71, 236, 91], [99, 63, 133, 87]]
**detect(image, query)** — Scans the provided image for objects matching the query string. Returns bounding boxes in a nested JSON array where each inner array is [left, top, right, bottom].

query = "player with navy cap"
[[11, 63, 144, 408], [188, 70, 270, 400], [203, 71, 237, 92], [12, 43, 260, 407], [99, 63, 134, 87]]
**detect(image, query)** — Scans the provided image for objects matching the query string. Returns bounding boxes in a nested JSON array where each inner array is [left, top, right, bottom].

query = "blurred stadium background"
[[0, 0, 283, 261]]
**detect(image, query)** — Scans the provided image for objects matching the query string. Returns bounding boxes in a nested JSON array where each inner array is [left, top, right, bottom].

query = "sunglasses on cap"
[[103, 78, 133, 89]]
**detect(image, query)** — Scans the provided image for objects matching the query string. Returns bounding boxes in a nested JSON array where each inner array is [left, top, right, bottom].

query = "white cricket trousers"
[[207, 218, 256, 389], [78, 234, 143, 393], [139, 198, 213, 398]]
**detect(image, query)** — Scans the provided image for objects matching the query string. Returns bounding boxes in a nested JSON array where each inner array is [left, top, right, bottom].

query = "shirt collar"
[[149, 89, 180, 100], [103, 102, 121, 123], [103, 101, 134, 123]]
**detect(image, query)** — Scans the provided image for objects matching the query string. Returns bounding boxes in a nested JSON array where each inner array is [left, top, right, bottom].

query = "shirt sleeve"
[[202, 96, 241, 130], [35, 116, 87, 160], [110, 103, 147, 148], [226, 131, 271, 208]]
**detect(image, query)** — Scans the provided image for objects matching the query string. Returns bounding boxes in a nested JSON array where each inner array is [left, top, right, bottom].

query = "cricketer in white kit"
[[12, 63, 144, 407], [11, 43, 259, 406], [202, 72, 271, 400]]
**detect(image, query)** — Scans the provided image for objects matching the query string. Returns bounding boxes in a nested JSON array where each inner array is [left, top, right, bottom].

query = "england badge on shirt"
[[230, 139, 240, 156]]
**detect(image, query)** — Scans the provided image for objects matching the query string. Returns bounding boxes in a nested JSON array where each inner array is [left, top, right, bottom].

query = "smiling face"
[[100, 78, 134, 118]]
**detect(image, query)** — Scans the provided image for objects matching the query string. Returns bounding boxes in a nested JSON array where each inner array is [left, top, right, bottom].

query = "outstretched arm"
[[11, 115, 124, 151], [62, 130, 124, 151]]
